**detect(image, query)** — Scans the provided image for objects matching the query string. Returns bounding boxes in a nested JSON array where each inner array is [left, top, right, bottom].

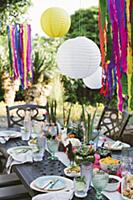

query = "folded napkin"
[[102, 191, 122, 200], [6, 149, 33, 173], [63, 138, 81, 147], [111, 140, 130, 148], [55, 152, 70, 167], [0, 136, 9, 144], [32, 190, 74, 200]]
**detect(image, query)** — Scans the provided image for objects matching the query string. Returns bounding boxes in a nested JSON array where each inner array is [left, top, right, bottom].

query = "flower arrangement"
[[74, 144, 95, 165], [43, 122, 58, 140]]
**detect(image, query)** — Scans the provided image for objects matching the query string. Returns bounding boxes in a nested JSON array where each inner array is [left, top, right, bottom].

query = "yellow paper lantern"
[[40, 7, 71, 38]]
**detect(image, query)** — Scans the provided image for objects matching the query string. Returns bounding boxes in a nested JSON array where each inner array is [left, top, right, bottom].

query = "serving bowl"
[[99, 157, 121, 171], [104, 175, 121, 192]]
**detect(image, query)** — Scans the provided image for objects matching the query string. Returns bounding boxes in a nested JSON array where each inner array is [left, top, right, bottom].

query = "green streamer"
[[106, 12, 112, 60], [131, 1, 133, 50], [130, 74, 133, 110], [99, 0, 107, 30]]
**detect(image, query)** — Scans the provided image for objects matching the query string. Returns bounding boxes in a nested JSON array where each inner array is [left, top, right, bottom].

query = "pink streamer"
[[11, 26, 19, 79], [26, 24, 32, 86], [109, 0, 123, 111], [120, 0, 127, 73]]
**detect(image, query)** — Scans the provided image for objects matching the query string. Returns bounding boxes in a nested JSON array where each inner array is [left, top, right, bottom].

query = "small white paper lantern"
[[56, 36, 101, 79], [83, 67, 102, 89]]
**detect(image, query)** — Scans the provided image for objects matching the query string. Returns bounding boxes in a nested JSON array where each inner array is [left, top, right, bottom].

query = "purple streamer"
[[108, 0, 123, 111], [115, 0, 127, 73], [19, 24, 24, 88]]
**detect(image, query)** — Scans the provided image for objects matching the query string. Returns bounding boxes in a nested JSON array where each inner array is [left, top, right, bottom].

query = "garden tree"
[[61, 7, 107, 107], [0, 0, 31, 35], [24, 36, 63, 105], [66, 7, 99, 45], [0, 0, 31, 103]]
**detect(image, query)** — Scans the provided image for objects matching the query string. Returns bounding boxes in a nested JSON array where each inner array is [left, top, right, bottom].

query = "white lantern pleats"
[[83, 67, 102, 89], [56, 36, 101, 79]]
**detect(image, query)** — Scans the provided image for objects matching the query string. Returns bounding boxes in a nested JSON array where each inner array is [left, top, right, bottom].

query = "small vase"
[[80, 162, 93, 191]]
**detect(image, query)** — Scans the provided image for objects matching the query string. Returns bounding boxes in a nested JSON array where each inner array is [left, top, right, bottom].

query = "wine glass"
[[47, 139, 59, 160], [92, 171, 109, 200], [121, 147, 132, 176]]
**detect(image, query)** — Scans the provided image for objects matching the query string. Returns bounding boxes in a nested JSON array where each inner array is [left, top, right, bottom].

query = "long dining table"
[[0, 136, 118, 200]]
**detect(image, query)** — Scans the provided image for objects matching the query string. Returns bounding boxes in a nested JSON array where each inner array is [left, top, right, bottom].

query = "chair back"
[[96, 106, 131, 140], [6, 104, 48, 128]]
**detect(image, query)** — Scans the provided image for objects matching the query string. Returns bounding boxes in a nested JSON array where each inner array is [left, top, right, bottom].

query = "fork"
[[39, 180, 53, 190]]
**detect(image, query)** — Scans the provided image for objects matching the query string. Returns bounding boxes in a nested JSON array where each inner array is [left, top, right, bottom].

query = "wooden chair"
[[121, 123, 133, 146], [6, 104, 48, 128], [96, 106, 131, 140]]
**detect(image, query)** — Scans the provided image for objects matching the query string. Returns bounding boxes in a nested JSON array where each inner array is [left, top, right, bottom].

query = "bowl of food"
[[104, 175, 121, 192], [99, 156, 121, 171], [28, 138, 37, 148], [121, 174, 133, 200], [64, 165, 80, 177]]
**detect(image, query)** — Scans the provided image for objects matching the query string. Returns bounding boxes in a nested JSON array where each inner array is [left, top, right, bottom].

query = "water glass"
[[121, 147, 131, 176], [32, 121, 43, 138], [32, 136, 46, 161], [74, 176, 88, 198], [92, 171, 109, 200], [21, 127, 30, 141], [47, 139, 58, 160]]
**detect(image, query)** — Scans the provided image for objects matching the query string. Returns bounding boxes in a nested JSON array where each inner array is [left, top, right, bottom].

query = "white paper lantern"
[[83, 67, 102, 89], [56, 36, 101, 79]]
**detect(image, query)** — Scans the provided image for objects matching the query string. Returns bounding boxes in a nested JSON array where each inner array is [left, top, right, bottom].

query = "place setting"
[[6, 145, 33, 173], [0, 129, 21, 144], [30, 175, 74, 200]]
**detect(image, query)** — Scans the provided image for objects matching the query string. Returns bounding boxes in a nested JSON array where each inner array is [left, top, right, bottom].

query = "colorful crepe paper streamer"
[[7, 24, 32, 89], [98, 0, 133, 112]]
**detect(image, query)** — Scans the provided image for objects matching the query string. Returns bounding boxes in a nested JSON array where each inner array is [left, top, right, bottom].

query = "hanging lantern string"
[[79, 0, 82, 35]]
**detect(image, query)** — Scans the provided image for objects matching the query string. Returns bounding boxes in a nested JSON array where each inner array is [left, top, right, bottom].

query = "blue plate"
[[34, 176, 66, 191]]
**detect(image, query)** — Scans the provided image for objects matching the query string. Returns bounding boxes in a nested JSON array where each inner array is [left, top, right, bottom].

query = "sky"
[[28, 0, 98, 36]]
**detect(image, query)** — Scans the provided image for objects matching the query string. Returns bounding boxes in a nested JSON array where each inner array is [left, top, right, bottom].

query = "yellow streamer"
[[126, 0, 133, 111], [127, 74, 132, 112], [23, 24, 28, 89]]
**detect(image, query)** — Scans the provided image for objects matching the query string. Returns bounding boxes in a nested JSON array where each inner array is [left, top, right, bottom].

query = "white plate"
[[30, 176, 74, 193], [0, 130, 21, 138], [103, 141, 130, 151], [32, 190, 74, 200], [7, 146, 32, 155], [64, 166, 80, 177]]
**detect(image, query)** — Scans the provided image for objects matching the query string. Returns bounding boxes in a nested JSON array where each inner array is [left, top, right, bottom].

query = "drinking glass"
[[129, 148, 133, 173], [92, 171, 109, 200], [47, 139, 59, 160], [21, 127, 30, 141], [32, 121, 43, 138], [74, 176, 88, 198], [32, 136, 46, 161], [121, 147, 131, 176]]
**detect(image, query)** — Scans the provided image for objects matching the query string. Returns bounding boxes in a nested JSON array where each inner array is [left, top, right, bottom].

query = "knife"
[[37, 180, 53, 190], [48, 178, 59, 189]]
